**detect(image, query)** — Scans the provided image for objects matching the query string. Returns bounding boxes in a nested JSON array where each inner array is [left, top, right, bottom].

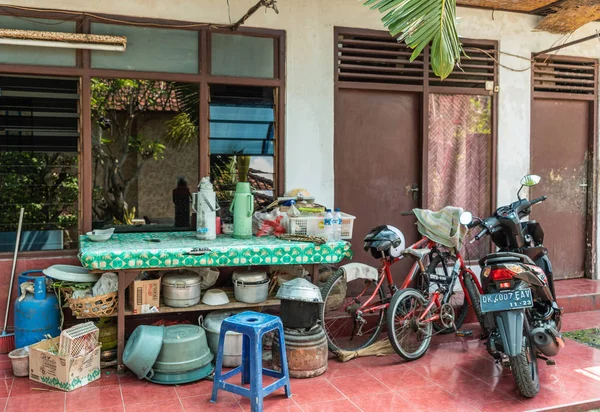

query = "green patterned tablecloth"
[[78, 232, 352, 271]]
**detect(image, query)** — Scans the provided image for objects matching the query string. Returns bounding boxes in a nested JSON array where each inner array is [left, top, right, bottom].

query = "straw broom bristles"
[[334, 338, 396, 363]]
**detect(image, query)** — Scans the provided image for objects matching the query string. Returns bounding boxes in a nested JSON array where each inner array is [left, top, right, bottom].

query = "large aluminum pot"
[[232, 270, 269, 304], [162, 271, 201, 307], [200, 310, 242, 367]]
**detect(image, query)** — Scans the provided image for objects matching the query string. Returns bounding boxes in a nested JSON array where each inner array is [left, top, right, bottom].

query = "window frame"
[[0, 9, 286, 257]]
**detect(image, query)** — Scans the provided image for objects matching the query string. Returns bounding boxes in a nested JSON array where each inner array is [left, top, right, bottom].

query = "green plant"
[[362, 0, 463, 79], [91, 78, 194, 224]]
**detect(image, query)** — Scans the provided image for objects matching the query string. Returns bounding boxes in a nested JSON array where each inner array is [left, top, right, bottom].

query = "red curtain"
[[428, 94, 492, 259]]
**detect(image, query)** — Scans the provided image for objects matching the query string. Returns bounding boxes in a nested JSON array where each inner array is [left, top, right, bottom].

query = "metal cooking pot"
[[162, 271, 201, 307], [276, 278, 323, 329], [232, 270, 269, 304], [152, 324, 213, 374], [200, 310, 243, 367]]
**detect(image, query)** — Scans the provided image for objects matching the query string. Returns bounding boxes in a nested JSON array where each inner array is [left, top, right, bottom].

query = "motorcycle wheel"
[[509, 321, 540, 398], [387, 288, 433, 361]]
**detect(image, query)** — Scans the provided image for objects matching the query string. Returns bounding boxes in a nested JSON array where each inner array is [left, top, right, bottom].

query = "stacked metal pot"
[[273, 278, 328, 378]]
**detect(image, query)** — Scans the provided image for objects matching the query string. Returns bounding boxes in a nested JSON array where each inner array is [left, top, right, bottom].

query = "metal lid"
[[162, 271, 201, 287], [232, 270, 268, 284], [276, 277, 323, 303], [201, 310, 242, 334]]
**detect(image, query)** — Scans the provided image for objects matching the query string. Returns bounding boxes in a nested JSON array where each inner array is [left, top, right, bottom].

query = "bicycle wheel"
[[387, 288, 433, 361], [424, 252, 468, 334], [320, 268, 385, 353], [463, 270, 485, 331]]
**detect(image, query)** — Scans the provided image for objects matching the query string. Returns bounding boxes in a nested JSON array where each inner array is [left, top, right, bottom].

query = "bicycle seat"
[[401, 248, 431, 260]]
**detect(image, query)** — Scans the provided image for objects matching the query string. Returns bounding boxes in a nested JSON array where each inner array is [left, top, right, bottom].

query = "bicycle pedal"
[[455, 330, 473, 337]]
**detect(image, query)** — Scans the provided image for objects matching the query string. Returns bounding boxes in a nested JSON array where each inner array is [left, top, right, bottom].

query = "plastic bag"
[[93, 272, 118, 296], [253, 208, 286, 237], [72, 288, 93, 299]]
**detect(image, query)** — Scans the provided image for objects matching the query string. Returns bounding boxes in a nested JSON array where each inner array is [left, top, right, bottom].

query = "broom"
[[0, 208, 24, 353], [335, 338, 396, 363]]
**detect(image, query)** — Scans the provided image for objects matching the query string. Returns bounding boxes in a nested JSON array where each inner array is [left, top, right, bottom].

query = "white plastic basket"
[[287, 212, 355, 240]]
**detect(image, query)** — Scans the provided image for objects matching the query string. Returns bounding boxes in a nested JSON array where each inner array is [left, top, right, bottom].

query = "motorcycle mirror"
[[520, 174, 541, 187], [459, 211, 473, 225]]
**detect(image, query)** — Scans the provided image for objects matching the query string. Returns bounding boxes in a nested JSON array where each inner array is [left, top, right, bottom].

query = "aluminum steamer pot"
[[161, 271, 201, 307], [276, 277, 323, 329], [232, 270, 269, 304]]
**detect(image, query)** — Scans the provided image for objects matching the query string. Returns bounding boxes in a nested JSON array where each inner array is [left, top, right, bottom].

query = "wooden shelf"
[[114, 288, 280, 317]]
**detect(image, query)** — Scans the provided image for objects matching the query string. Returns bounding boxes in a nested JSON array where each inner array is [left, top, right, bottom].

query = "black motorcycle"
[[460, 174, 564, 398]]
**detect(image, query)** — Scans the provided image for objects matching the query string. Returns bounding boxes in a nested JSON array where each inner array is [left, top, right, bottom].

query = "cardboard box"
[[128, 277, 160, 314], [29, 337, 101, 391]]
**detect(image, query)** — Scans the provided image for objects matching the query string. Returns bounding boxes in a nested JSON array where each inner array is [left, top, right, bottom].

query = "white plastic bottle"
[[333, 208, 343, 241], [323, 209, 334, 241]]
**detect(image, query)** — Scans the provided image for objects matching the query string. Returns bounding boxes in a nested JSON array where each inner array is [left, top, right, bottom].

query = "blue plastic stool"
[[211, 311, 291, 412]]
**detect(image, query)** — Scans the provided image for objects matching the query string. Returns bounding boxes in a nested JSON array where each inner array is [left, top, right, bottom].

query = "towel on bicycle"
[[413, 206, 466, 251]]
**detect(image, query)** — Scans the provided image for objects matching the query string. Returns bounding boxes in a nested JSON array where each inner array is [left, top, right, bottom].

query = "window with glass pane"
[[0, 16, 76, 66], [428, 94, 492, 259], [211, 34, 275, 78], [209, 85, 275, 213], [0, 75, 79, 251], [91, 24, 199, 74], [91, 78, 199, 232]]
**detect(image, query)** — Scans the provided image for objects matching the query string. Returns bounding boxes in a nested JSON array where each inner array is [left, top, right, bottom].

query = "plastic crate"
[[59, 322, 99, 357], [287, 212, 355, 240]]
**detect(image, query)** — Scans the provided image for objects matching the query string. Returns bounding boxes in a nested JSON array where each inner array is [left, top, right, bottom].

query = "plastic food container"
[[162, 271, 201, 307], [232, 270, 269, 304]]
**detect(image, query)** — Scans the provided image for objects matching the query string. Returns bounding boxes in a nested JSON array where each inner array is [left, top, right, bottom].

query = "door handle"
[[405, 184, 419, 201]]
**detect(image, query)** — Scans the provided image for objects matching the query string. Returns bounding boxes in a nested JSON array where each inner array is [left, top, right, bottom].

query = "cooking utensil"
[[201, 289, 230, 305], [161, 271, 201, 307], [276, 277, 323, 328], [152, 325, 213, 374], [43, 265, 101, 283], [0, 208, 24, 354], [232, 270, 269, 304], [122, 325, 164, 379], [200, 311, 243, 367]]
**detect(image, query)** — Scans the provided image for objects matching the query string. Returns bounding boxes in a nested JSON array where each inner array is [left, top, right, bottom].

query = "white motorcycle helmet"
[[363, 225, 406, 259]]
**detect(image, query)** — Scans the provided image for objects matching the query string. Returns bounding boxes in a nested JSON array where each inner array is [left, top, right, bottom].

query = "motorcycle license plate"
[[480, 289, 533, 313]]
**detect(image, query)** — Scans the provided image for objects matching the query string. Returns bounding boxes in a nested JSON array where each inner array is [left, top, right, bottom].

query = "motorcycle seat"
[[401, 248, 431, 260]]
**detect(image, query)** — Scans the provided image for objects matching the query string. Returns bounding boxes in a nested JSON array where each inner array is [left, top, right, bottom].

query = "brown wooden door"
[[531, 98, 590, 279], [334, 88, 420, 279]]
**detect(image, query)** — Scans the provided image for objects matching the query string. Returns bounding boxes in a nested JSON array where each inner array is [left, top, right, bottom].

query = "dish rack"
[[286, 212, 355, 239], [59, 322, 100, 357]]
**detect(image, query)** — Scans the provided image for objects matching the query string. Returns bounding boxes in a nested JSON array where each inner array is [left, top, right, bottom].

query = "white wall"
[[4, 0, 600, 276]]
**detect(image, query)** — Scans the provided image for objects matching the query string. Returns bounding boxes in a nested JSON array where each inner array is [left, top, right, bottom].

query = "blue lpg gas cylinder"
[[14, 270, 61, 348]]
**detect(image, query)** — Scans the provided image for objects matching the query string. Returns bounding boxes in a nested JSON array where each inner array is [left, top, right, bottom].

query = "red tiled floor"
[[301, 398, 362, 412], [124, 399, 183, 412], [4, 307, 600, 412], [348, 392, 416, 412], [120, 380, 177, 405], [5, 391, 65, 412], [181, 393, 241, 411], [66, 384, 122, 411], [286, 377, 344, 405], [328, 374, 391, 398]]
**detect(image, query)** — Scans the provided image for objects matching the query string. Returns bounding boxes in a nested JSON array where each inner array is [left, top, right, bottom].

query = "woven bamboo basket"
[[63, 290, 118, 318]]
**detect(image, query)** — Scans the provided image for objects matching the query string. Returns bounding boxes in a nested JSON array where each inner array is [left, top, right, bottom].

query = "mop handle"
[[3, 208, 24, 333]]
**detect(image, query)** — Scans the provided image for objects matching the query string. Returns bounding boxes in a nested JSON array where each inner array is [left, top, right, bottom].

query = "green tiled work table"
[[78, 232, 352, 270], [77, 231, 352, 373]]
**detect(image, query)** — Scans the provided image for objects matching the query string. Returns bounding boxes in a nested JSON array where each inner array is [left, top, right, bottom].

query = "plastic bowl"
[[201, 289, 230, 306], [86, 229, 114, 242], [123, 325, 164, 379]]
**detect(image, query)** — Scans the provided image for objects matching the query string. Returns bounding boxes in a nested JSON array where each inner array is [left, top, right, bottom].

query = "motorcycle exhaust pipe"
[[531, 326, 562, 357]]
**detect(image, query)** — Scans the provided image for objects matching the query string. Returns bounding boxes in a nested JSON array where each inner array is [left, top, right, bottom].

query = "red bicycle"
[[320, 225, 483, 355]]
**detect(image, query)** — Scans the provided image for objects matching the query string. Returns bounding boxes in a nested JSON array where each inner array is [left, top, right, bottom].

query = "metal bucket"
[[272, 325, 328, 379]]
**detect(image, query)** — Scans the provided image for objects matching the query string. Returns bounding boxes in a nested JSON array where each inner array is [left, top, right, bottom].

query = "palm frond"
[[362, 0, 463, 79]]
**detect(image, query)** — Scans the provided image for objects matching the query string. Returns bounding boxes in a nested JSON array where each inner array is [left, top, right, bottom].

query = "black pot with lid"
[[276, 277, 323, 329]]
